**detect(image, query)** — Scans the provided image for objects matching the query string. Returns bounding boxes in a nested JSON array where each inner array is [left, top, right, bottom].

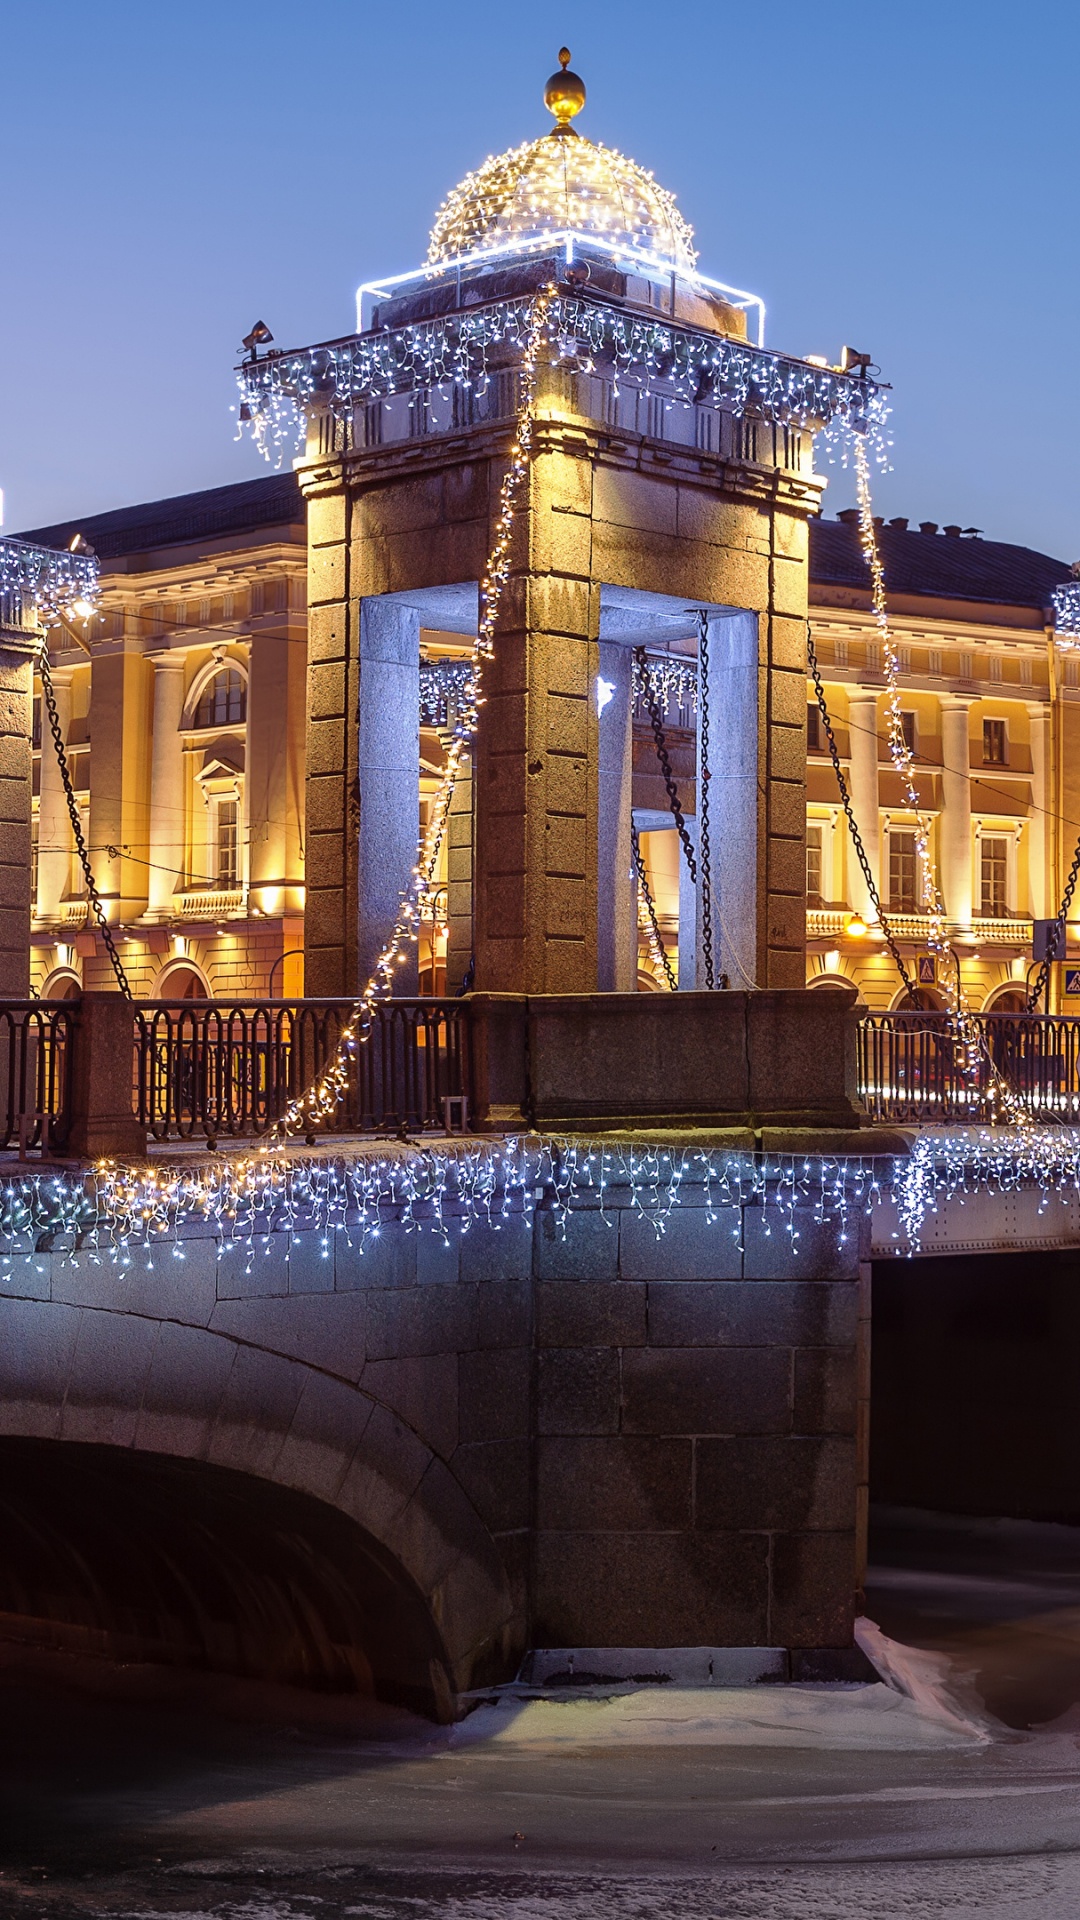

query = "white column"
[[703, 611, 758, 989], [597, 639, 635, 991], [146, 656, 187, 920], [36, 667, 73, 924], [358, 598, 420, 994], [846, 691, 881, 920], [940, 696, 973, 929], [1027, 702, 1049, 919]]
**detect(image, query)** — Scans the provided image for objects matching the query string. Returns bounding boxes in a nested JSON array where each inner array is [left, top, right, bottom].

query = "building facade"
[[19, 477, 1074, 1010]]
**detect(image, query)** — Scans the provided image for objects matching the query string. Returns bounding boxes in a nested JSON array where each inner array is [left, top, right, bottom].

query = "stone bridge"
[[4, 985, 1080, 1720], [0, 1157, 872, 1719]]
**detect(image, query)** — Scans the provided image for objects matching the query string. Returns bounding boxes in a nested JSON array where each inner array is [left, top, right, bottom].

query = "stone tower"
[[241, 56, 874, 999]]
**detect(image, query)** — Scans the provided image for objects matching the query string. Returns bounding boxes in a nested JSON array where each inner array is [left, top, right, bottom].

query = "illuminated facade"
[[19, 477, 1073, 1009], [15, 57, 1076, 1009]]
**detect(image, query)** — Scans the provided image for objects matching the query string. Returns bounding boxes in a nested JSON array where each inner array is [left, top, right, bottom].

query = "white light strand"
[[426, 133, 699, 278], [267, 283, 558, 1145], [0, 537, 99, 626], [1053, 579, 1080, 649], [852, 435, 1027, 1128], [6, 1127, 1080, 1275], [236, 294, 888, 470]]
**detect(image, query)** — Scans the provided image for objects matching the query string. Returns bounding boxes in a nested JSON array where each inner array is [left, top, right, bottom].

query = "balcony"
[[807, 908, 1032, 947], [175, 886, 247, 921]]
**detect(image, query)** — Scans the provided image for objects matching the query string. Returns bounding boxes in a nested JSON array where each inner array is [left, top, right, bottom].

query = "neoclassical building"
[[19, 473, 1073, 1009]]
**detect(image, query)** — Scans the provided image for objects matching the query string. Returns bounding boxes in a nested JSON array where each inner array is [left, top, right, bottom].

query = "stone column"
[[940, 696, 973, 929], [1027, 702, 1050, 918], [301, 465, 358, 998], [702, 611, 759, 988], [474, 433, 599, 993], [36, 665, 73, 925], [846, 691, 881, 922], [146, 656, 186, 919], [0, 634, 35, 995], [677, 814, 699, 990], [444, 749, 474, 995], [358, 598, 420, 994], [597, 639, 635, 991]]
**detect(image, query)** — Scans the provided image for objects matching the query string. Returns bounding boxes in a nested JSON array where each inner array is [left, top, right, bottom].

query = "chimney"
[[888, 517, 909, 531], [837, 509, 860, 526], [943, 524, 963, 538], [919, 522, 939, 535]]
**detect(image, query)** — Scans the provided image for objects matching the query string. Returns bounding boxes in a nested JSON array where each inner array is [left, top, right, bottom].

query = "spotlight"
[[242, 320, 274, 364]]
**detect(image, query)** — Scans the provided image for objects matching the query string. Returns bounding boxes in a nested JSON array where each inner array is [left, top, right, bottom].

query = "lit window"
[[215, 798, 239, 885], [900, 710, 916, 754], [806, 823, 823, 905], [807, 705, 821, 753], [889, 829, 919, 912], [983, 717, 1007, 765], [194, 668, 246, 730], [980, 835, 1008, 917]]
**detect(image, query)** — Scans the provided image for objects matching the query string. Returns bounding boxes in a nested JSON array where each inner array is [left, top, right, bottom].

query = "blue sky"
[[2, 0, 1077, 557]]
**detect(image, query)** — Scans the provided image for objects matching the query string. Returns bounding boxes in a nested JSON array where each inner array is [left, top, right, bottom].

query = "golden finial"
[[544, 47, 586, 133]]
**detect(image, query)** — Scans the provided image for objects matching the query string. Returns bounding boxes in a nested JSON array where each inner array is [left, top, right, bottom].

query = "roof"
[[810, 517, 1072, 612], [16, 474, 303, 562], [18, 474, 1072, 614]]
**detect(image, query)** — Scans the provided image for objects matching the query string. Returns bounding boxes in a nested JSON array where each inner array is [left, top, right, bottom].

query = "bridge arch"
[[0, 1298, 514, 1718]]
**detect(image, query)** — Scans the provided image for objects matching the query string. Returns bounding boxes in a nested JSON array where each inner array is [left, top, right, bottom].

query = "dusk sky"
[[3, 0, 1077, 558]]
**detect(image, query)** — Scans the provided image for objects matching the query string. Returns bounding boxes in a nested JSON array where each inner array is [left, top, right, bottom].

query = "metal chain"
[[806, 626, 919, 1006], [38, 643, 132, 998], [1026, 834, 1080, 1013], [696, 611, 715, 992], [634, 645, 697, 884], [631, 820, 678, 992]]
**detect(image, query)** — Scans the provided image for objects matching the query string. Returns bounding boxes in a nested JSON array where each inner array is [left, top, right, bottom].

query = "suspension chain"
[[696, 611, 715, 993], [38, 642, 132, 998], [631, 820, 678, 992], [634, 645, 697, 884], [806, 626, 918, 1006], [1026, 833, 1080, 1013]]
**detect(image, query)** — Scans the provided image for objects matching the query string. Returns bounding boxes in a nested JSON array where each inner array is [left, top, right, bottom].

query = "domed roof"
[[426, 53, 698, 278]]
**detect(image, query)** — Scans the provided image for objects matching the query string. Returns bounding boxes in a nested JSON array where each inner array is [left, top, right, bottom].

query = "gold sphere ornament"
[[544, 47, 586, 133]]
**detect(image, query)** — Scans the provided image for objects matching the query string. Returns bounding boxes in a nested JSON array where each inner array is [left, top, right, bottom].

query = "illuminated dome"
[[427, 50, 698, 278]]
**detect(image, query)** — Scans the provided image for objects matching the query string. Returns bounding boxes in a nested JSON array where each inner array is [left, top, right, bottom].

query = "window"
[[807, 705, 821, 753], [806, 823, 823, 905], [214, 798, 239, 885], [889, 829, 919, 912], [194, 668, 246, 730], [900, 710, 917, 754], [31, 696, 41, 751], [980, 835, 1009, 917], [983, 718, 1007, 765]]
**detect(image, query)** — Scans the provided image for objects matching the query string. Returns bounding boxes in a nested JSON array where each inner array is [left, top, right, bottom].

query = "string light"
[[851, 435, 1027, 1128], [1053, 580, 1080, 648], [236, 293, 888, 470], [266, 283, 558, 1145], [0, 1126, 1075, 1277], [426, 132, 699, 278], [0, 537, 99, 627]]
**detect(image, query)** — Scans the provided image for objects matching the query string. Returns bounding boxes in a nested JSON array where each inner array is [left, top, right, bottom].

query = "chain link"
[[806, 626, 918, 1006], [696, 612, 715, 993], [631, 820, 678, 992], [1026, 834, 1080, 1013], [38, 643, 132, 998], [634, 645, 697, 884]]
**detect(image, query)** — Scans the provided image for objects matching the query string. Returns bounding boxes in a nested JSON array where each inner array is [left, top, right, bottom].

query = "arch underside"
[[0, 1438, 455, 1719]]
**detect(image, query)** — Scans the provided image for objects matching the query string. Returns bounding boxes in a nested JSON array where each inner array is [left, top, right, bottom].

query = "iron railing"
[[133, 998, 471, 1143], [0, 1000, 75, 1150], [857, 1012, 1080, 1123]]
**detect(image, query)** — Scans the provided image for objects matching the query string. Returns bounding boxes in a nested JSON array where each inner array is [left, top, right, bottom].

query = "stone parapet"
[[468, 985, 866, 1131]]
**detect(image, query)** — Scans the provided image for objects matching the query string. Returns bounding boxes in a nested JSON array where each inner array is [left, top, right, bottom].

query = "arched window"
[[193, 668, 246, 731]]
